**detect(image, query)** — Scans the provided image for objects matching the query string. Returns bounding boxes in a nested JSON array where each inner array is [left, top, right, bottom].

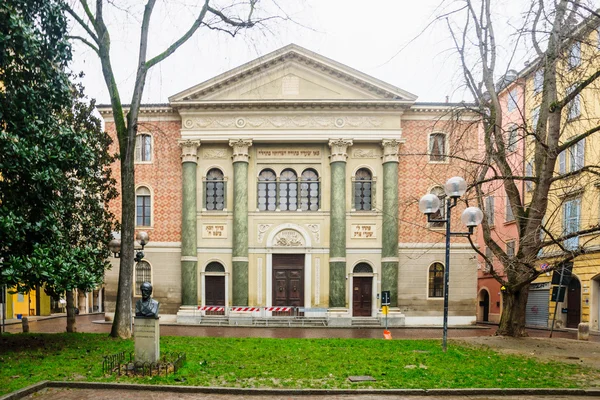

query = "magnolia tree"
[[66, 0, 292, 338], [0, 0, 116, 332], [445, 0, 600, 336]]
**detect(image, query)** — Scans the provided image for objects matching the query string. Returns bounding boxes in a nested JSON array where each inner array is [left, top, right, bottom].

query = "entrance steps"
[[351, 317, 382, 328], [252, 317, 328, 327]]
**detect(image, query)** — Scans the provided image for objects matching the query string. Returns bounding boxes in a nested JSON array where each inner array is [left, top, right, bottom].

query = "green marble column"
[[179, 139, 200, 306], [381, 139, 400, 307], [230, 139, 252, 306], [328, 139, 352, 308]]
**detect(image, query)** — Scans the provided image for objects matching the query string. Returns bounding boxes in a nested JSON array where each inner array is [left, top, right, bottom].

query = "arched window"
[[205, 168, 225, 211], [354, 168, 373, 211], [135, 186, 151, 226], [135, 134, 152, 162], [300, 169, 320, 211], [429, 133, 447, 162], [135, 260, 151, 295], [428, 263, 444, 298], [205, 262, 225, 273], [353, 263, 373, 274], [257, 169, 277, 211], [429, 186, 445, 228], [279, 169, 298, 211]]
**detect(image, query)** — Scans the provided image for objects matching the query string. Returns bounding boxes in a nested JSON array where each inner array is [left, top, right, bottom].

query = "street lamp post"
[[419, 177, 483, 352], [108, 231, 150, 331]]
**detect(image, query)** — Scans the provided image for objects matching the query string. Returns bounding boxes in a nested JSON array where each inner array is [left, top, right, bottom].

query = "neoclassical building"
[[101, 44, 478, 326]]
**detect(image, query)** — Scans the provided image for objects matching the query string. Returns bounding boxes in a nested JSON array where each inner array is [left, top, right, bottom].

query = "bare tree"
[[67, 0, 288, 338], [446, 0, 600, 336]]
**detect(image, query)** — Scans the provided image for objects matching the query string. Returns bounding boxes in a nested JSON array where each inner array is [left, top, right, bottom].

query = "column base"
[[176, 305, 201, 324]]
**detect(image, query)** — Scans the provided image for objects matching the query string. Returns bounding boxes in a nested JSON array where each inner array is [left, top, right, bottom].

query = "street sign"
[[551, 286, 566, 302], [540, 263, 549, 271], [381, 291, 390, 305], [551, 262, 573, 285], [382, 305, 389, 315]]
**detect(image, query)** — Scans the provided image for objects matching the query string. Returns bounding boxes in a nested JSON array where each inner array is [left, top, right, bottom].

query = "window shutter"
[[559, 150, 566, 174]]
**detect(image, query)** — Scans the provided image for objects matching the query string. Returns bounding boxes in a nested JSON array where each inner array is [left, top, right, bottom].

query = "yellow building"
[[4, 287, 51, 319], [524, 22, 600, 330]]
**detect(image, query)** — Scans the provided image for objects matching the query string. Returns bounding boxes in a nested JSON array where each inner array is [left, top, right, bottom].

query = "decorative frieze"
[[202, 149, 227, 159], [178, 139, 201, 163], [328, 139, 353, 163], [229, 139, 253, 163], [381, 139, 400, 164], [182, 115, 383, 130], [353, 149, 379, 158], [273, 229, 305, 247]]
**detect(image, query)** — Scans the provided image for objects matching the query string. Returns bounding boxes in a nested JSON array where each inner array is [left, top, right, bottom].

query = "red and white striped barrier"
[[265, 307, 292, 312], [198, 306, 225, 312], [230, 307, 260, 312]]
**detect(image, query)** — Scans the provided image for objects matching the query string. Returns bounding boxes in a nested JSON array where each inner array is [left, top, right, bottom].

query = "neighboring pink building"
[[476, 72, 526, 323]]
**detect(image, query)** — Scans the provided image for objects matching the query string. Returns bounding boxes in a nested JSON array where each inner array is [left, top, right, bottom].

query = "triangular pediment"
[[169, 44, 417, 104]]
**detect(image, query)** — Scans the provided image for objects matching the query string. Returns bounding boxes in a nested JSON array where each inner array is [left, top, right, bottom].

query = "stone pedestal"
[[578, 322, 590, 341], [134, 317, 160, 363]]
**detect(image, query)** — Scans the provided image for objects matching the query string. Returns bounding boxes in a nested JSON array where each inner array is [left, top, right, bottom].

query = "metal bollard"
[[22, 317, 29, 333]]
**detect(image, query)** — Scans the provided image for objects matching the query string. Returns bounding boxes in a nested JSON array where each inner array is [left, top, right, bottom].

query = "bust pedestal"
[[134, 317, 160, 363]]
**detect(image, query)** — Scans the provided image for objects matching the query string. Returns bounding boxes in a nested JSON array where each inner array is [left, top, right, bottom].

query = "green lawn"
[[0, 333, 596, 395]]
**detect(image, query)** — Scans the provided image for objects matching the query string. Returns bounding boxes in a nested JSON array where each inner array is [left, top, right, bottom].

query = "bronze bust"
[[135, 282, 160, 318]]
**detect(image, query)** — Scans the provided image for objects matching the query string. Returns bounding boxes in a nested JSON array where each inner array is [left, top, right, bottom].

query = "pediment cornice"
[[169, 44, 418, 104]]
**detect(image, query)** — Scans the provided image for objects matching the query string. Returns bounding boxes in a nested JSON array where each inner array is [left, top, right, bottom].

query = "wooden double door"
[[205, 275, 225, 315], [353, 277, 372, 317], [273, 254, 304, 316]]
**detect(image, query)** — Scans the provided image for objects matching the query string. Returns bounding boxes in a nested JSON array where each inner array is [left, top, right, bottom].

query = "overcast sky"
[[69, 0, 530, 105]]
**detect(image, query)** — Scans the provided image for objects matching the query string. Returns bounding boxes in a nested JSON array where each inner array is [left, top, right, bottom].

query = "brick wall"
[[105, 119, 182, 243]]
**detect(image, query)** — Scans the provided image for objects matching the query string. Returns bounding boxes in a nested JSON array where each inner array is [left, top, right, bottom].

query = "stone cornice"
[[171, 100, 412, 111]]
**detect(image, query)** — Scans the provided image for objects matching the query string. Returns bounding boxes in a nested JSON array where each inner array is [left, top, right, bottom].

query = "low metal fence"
[[102, 351, 186, 376]]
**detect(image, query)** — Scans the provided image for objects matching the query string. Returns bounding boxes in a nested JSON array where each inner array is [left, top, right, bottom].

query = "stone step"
[[253, 318, 328, 327], [351, 318, 382, 327]]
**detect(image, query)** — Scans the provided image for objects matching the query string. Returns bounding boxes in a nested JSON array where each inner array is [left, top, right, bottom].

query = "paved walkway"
[[22, 387, 599, 400], [2, 313, 595, 341]]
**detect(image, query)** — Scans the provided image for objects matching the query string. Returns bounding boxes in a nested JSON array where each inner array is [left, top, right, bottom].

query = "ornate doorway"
[[204, 262, 225, 315], [272, 254, 304, 316]]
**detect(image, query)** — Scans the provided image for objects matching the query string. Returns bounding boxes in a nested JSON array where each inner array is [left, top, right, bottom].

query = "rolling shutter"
[[526, 289, 549, 327]]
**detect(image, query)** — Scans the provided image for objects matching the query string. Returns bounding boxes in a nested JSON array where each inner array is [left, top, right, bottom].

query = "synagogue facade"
[[101, 44, 478, 326]]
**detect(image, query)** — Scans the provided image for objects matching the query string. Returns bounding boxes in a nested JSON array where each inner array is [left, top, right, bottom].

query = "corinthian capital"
[[381, 139, 401, 164], [178, 139, 201, 164], [328, 139, 353, 163], [229, 139, 253, 163]]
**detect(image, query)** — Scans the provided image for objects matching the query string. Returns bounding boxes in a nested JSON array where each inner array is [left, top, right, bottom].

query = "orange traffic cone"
[[383, 330, 392, 340]]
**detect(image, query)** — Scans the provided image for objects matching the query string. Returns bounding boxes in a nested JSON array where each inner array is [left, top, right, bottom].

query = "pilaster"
[[381, 139, 400, 307], [179, 139, 200, 306], [328, 139, 352, 308], [229, 139, 252, 306]]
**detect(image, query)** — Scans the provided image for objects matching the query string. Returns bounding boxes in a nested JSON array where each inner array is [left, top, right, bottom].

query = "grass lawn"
[[0, 333, 596, 395]]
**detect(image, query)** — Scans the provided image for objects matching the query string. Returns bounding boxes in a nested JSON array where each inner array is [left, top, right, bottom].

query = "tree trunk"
[[66, 290, 76, 333], [496, 286, 529, 337], [110, 149, 136, 339]]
